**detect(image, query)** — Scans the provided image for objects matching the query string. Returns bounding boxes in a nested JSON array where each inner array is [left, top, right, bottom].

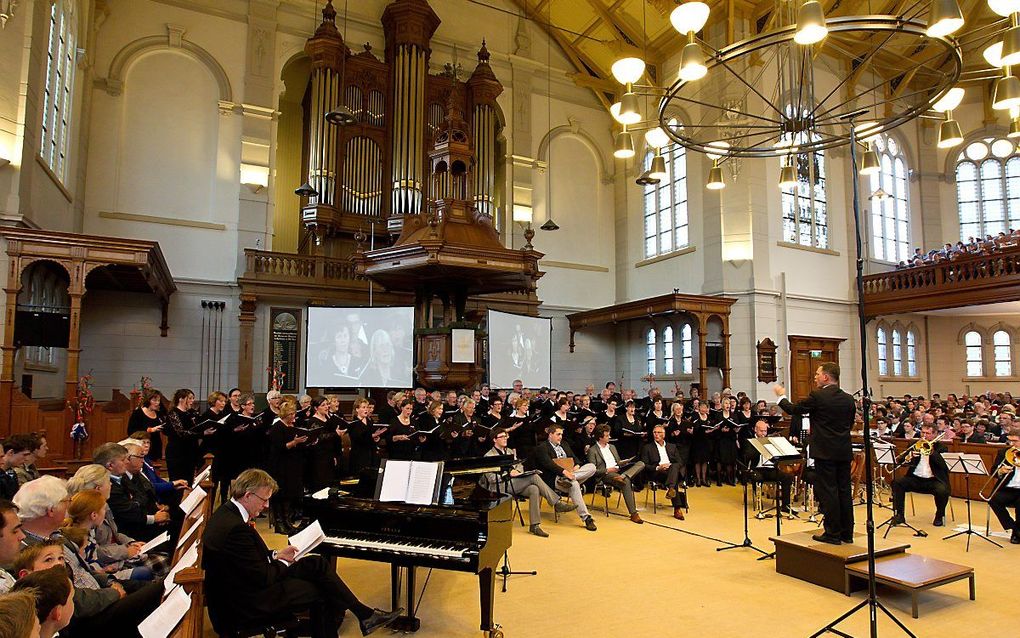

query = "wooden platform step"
[[844, 554, 975, 618], [769, 530, 911, 592]]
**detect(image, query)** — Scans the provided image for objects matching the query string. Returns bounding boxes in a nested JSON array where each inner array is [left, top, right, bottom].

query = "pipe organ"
[[298, 0, 503, 249]]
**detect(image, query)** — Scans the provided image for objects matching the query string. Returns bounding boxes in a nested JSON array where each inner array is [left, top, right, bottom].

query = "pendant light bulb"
[[860, 148, 881, 176], [678, 41, 708, 82], [611, 56, 646, 86], [779, 161, 798, 189], [1010, 118, 1020, 139], [937, 119, 963, 149], [614, 130, 636, 159], [618, 90, 642, 125], [706, 162, 725, 190], [925, 0, 964, 38], [1001, 25, 1020, 67], [636, 169, 660, 186], [649, 154, 668, 181], [992, 74, 1020, 111]]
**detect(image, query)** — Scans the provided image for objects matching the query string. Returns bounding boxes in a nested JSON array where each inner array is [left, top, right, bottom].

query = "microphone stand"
[[717, 459, 768, 557], [494, 459, 537, 592]]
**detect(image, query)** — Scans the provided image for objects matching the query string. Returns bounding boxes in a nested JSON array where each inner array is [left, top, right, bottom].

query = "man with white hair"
[[15, 475, 163, 634]]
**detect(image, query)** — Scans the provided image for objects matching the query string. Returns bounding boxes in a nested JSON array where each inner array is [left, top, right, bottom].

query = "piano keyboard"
[[322, 535, 470, 560]]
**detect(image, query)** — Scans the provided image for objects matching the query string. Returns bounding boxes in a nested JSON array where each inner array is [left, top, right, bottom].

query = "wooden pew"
[[163, 471, 217, 638]]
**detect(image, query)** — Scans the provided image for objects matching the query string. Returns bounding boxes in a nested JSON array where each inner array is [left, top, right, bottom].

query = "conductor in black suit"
[[202, 469, 401, 637], [774, 362, 856, 545]]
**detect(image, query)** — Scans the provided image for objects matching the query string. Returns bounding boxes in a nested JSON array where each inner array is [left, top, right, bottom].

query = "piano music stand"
[[942, 453, 1002, 551]]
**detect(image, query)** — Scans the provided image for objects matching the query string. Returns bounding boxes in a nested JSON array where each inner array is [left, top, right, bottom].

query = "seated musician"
[[530, 424, 598, 531], [202, 469, 401, 637], [891, 423, 950, 527], [741, 420, 795, 515], [480, 428, 576, 538], [639, 425, 686, 520], [988, 426, 1020, 545], [587, 424, 646, 524]]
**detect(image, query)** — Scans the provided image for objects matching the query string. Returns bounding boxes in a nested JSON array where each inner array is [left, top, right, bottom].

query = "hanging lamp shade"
[[678, 41, 708, 82], [1001, 25, 1020, 67], [989, 0, 1020, 17], [636, 169, 660, 186], [618, 91, 641, 125], [931, 86, 965, 112], [706, 163, 725, 190], [1010, 118, 1020, 139], [540, 219, 560, 231], [649, 154, 668, 181], [611, 56, 646, 85], [325, 105, 357, 126], [925, 0, 964, 38], [779, 164, 798, 189], [614, 130, 636, 159], [669, 2, 710, 35], [645, 126, 671, 149], [295, 182, 318, 198], [860, 148, 881, 175], [794, 0, 828, 45], [937, 119, 963, 149], [992, 74, 1020, 110]]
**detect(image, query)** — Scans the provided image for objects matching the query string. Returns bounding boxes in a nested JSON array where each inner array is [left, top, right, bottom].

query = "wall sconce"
[[240, 163, 269, 193], [512, 204, 535, 250]]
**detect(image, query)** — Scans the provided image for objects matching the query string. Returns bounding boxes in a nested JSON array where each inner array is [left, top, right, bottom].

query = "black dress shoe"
[[584, 516, 598, 531], [841, 535, 855, 543], [932, 516, 945, 527], [812, 533, 842, 545], [359, 608, 403, 636]]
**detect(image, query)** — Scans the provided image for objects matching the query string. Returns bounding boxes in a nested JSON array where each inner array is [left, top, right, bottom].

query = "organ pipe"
[[390, 44, 427, 216]]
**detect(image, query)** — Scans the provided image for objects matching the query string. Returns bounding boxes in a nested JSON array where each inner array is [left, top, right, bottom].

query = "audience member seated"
[[14, 434, 47, 486], [202, 469, 401, 637], [1, 438, 31, 500], [530, 424, 598, 531], [11, 565, 76, 638], [62, 490, 152, 582], [0, 499, 25, 592], [94, 443, 169, 542], [125, 433, 188, 505], [640, 425, 687, 520], [891, 424, 951, 527], [10, 539, 66, 580], [14, 475, 163, 636], [586, 424, 646, 524], [0, 589, 41, 638], [957, 420, 986, 444], [742, 420, 794, 515], [479, 427, 576, 538]]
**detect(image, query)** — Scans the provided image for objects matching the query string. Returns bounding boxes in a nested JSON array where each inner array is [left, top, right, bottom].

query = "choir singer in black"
[[774, 362, 856, 545]]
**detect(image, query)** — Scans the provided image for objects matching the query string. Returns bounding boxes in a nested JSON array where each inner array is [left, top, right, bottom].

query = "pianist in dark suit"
[[480, 428, 576, 538], [202, 469, 401, 637], [529, 424, 598, 531], [774, 362, 856, 545]]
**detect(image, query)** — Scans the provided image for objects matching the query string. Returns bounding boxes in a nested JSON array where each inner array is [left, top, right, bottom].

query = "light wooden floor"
[[231, 485, 1012, 637]]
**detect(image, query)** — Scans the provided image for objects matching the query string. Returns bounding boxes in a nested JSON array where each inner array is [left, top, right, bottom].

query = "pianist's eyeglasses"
[[248, 491, 271, 504]]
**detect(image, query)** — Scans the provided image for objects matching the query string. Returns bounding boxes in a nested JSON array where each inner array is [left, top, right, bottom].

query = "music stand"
[[717, 459, 769, 557], [869, 444, 896, 511], [494, 462, 538, 592], [942, 453, 1003, 551], [748, 436, 800, 561]]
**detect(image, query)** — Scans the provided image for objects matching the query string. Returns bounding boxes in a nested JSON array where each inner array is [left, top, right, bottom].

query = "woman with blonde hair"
[[267, 400, 308, 534], [346, 398, 381, 476], [64, 489, 153, 582]]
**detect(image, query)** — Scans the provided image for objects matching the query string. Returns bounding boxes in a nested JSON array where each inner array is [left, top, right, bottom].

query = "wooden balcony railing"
[[862, 243, 1020, 317], [244, 249, 363, 284]]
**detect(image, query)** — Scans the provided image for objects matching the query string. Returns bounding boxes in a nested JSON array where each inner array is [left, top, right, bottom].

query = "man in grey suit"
[[479, 428, 576, 538], [587, 424, 646, 524]]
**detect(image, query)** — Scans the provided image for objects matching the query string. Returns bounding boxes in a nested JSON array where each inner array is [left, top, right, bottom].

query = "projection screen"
[[487, 310, 552, 388], [306, 306, 414, 388]]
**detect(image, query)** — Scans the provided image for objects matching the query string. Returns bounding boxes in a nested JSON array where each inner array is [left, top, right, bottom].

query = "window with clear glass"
[[781, 151, 828, 249], [994, 330, 1012, 377], [642, 144, 689, 259], [891, 329, 902, 376], [955, 138, 1020, 240], [662, 326, 674, 375], [680, 323, 693, 375], [869, 135, 910, 263], [965, 331, 983, 377], [646, 328, 656, 375], [40, 0, 77, 183], [906, 330, 917, 377], [877, 327, 888, 376]]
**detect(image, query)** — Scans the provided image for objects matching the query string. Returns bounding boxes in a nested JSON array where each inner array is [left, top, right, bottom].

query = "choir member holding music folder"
[[302, 396, 341, 493], [611, 400, 646, 460], [268, 400, 312, 534], [127, 388, 167, 461], [385, 398, 419, 461], [164, 389, 215, 482], [211, 393, 260, 502], [415, 401, 449, 462], [716, 401, 740, 486], [690, 403, 717, 487], [348, 398, 386, 476], [665, 401, 693, 484]]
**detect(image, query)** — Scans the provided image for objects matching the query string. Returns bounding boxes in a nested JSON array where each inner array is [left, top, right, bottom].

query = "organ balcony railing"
[[862, 242, 1020, 317]]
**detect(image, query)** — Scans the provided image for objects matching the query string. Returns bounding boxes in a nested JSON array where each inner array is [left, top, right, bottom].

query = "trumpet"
[[895, 430, 947, 464], [978, 446, 1020, 502]]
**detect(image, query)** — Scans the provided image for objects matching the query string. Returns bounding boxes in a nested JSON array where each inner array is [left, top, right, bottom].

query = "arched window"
[[906, 329, 918, 377], [877, 327, 888, 376], [40, 0, 78, 183], [955, 138, 1020, 240], [680, 324, 693, 374], [646, 328, 656, 375], [869, 134, 910, 263], [642, 144, 689, 259], [994, 330, 1012, 376], [663, 326, 674, 375], [781, 150, 828, 249], [965, 330, 983, 377], [891, 329, 902, 376]]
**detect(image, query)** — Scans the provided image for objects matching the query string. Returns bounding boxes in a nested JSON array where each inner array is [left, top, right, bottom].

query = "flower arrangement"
[[267, 365, 286, 391], [68, 371, 95, 457]]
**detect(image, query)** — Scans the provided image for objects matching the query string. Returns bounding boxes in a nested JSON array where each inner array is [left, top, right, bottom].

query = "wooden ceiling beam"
[[585, 0, 645, 47]]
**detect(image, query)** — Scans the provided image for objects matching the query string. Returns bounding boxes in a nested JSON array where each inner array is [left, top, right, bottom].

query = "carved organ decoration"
[[298, 0, 503, 245]]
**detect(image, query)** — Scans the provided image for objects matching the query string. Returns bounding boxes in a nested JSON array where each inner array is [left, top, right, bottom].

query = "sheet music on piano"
[[377, 459, 444, 505]]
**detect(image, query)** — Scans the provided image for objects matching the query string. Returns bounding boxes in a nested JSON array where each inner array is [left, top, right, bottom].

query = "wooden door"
[[788, 336, 845, 402]]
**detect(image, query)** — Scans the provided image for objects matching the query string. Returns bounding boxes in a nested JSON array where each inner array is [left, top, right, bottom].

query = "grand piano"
[[303, 456, 515, 637]]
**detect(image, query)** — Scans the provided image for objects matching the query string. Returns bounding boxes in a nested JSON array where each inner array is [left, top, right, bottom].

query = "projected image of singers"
[[509, 322, 543, 377], [316, 323, 366, 382], [358, 329, 400, 387]]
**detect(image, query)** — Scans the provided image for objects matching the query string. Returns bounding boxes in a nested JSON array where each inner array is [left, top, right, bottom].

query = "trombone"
[[893, 430, 947, 467], [978, 446, 1020, 502]]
